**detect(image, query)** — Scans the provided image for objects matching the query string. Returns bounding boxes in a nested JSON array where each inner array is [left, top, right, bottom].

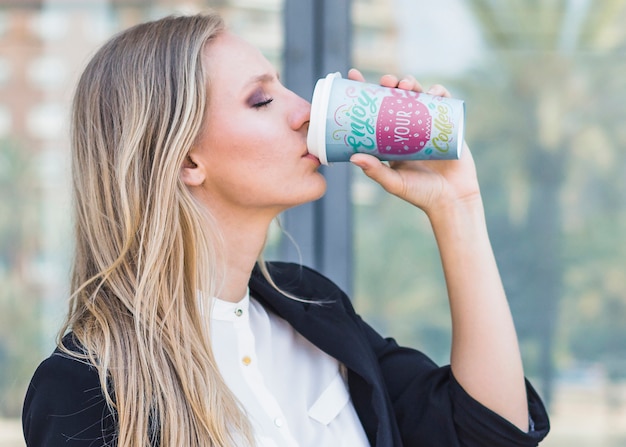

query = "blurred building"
[[0, 0, 400, 325], [0, 0, 399, 151], [0, 0, 291, 352]]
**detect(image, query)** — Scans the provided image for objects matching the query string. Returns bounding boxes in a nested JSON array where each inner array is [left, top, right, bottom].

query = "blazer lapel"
[[248, 263, 400, 446], [248, 266, 377, 381]]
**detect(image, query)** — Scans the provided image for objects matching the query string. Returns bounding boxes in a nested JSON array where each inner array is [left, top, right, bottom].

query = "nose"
[[288, 91, 311, 131]]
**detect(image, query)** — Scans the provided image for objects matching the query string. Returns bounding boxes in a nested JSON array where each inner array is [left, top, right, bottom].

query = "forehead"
[[203, 32, 274, 84]]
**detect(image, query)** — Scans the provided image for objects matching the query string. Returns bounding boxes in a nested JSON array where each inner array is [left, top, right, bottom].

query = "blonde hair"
[[60, 13, 254, 446]]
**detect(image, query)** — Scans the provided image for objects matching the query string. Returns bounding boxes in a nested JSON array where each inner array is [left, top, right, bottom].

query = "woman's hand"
[[347, 68, 479, 217], [348, 69, 530, 431]]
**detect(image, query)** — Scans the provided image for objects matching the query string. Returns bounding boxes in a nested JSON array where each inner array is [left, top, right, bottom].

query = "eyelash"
[[252, 97, 274, 109]]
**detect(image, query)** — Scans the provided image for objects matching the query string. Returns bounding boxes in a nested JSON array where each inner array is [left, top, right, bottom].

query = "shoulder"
[[22, 335, 116, 446], [26, 335, 100, 396]]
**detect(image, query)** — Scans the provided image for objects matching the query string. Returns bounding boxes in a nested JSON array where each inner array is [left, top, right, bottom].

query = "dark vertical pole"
[[281, 0, 353, 295]]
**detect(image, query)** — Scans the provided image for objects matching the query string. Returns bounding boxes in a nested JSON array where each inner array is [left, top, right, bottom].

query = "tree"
[[464, 0, 626, 406], [0, 139, 44, 416]]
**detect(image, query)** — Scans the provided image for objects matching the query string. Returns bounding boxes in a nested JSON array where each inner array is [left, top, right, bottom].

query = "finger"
[[398, 75, 424, 93], [427, 83, 451, 98], [347, 68, 365, 82], [350, 153, 403, 196], [379, 74, 399, 88]]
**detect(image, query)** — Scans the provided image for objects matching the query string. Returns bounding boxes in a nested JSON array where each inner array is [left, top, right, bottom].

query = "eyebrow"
[[247, 72, 280, 86]]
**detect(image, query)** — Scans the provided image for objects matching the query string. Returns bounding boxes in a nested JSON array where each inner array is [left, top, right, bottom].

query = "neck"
[[213, 209, 276, 303]]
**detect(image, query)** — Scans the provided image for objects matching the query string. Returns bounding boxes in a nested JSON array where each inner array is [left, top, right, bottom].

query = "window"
[[2, 1, 625, 446]]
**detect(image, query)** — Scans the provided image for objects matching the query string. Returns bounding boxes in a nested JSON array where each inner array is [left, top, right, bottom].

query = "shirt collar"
[[210, 288, 251, 322]]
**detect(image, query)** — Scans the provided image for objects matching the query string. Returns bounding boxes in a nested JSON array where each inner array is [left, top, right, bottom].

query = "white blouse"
[[207, 289, 370, 447]]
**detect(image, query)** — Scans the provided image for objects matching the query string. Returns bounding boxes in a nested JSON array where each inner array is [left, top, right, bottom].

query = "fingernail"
[[349, 155, 365, 168]]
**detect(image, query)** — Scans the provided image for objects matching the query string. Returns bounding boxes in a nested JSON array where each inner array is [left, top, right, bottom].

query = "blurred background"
[[1, 0, 625, 446]]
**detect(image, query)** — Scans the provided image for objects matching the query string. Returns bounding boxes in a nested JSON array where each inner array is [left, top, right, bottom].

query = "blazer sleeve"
[[349, 300, 550, 447], [22, 349, 116, 446], [253, 261, 550, 447]]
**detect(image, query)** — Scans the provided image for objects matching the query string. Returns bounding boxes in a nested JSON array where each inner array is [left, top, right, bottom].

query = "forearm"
[[346, 71, 530, 431], [428, 197, 529, 431]]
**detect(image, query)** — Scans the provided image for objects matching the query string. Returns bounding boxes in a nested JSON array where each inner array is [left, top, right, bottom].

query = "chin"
[[311, 178, 328, 200], [291, 181, 327, 207]]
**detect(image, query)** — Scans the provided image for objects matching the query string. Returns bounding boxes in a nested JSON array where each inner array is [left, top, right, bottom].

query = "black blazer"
[[23, 262, 550, 446]]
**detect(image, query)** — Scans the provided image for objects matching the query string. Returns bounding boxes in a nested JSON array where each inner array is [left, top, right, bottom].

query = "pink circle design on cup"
[[376, 95, 432, 155]]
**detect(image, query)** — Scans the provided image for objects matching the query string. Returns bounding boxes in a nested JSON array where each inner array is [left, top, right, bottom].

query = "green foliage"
[[462, 0, 626, 401], [352, 171, 452, 365], [354, 1, 626, 405], [0, 140, 46, 417], [562, 214, 626, 372]]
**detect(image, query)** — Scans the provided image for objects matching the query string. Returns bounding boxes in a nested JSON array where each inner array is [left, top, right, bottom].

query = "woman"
[[22, 12, 549, 447]]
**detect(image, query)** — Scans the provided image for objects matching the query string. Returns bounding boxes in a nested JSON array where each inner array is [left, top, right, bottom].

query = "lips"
[[301, 147, 314, 158], [302, 151, 321, 165]]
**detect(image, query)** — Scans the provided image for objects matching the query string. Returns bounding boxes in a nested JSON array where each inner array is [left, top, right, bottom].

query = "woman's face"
[[185, 32, 326, 220]]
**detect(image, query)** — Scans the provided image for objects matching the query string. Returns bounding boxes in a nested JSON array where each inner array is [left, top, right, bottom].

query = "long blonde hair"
[[60, 13, 253, 446]]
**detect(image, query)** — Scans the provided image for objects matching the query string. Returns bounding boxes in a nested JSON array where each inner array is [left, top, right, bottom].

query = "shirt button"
[[241, 356, 252, 366], [234, 308, 243, 317], [274, 418, 283, 428]]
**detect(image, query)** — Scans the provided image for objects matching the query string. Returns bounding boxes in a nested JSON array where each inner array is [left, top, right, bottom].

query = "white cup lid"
[[307, 72, 342, 165]]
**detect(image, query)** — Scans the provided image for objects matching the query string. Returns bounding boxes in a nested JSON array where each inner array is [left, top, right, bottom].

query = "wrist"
[[426, 193, 485, 229]]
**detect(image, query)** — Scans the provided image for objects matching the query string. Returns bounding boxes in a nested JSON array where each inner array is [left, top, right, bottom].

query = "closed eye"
[[252, 97, 274, 108], [248, 87, 274, 109]]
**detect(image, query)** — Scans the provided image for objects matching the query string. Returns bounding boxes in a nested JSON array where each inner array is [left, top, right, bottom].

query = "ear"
[[180, 153, 205, 187]]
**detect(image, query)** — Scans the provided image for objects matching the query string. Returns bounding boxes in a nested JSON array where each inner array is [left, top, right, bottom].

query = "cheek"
[[210, 115, 280, 161], [204, 131, 279, 188], [199, 106, 296, 192]]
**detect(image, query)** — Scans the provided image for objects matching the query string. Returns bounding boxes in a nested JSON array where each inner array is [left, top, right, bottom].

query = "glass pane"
[[0, 1, 283, 445], [352, 1, 626, 446], [4, 1, 626, 446]]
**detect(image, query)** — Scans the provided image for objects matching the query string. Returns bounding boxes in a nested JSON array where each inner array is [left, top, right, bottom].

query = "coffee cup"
[[307, 72, 465, 165]]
